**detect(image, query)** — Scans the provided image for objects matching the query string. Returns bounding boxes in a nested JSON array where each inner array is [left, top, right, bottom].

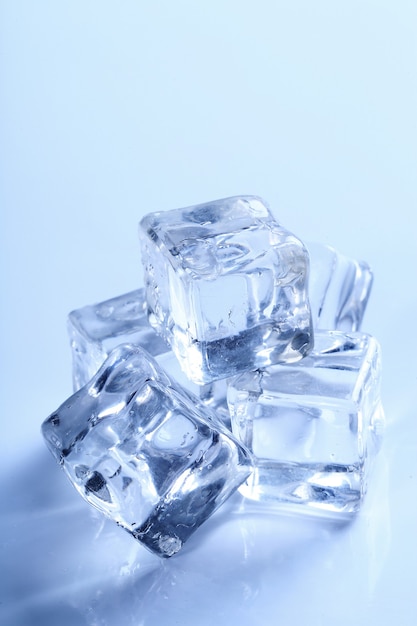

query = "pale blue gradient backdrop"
[[1, 2, 416, 625]]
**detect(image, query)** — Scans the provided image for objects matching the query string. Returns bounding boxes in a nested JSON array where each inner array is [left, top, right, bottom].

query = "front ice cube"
[[227, 330, 384, 516], [139, 195, 313, 384], [41, 344, 252, 558]]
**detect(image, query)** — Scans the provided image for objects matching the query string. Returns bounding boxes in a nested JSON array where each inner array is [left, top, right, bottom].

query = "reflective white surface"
[[1, 2, 416, 624]]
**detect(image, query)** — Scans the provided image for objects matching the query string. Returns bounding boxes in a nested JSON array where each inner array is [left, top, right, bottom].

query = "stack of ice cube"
[[42, 195, 384, 558]]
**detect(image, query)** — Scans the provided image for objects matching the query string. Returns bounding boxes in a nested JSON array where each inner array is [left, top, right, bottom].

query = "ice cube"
[[227, 330, 384, 516], [139, 195, 313, 384], [68, 289, 231, 425], [41, 344, 253, 558], [307, 242, 373, 332], [68, 289, 169, 391]]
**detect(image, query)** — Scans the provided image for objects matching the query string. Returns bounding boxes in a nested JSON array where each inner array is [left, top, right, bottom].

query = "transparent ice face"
[[307, 242, 373, 332], [227, 331, 384, 516], [68, 290, 169, 391], [41, 345, 253, 558], [139, 196, 313, 384], [68, 289, 231, 426]]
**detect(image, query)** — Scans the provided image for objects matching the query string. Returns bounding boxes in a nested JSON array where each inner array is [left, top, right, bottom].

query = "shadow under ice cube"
[[228, 330, 384, 516], [41, 345, 253, 558], [139, 195, 313, 384]]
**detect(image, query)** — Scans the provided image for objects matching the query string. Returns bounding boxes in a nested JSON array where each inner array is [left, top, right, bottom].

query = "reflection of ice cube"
[[139, 195, 313, 384], [228, 330, 384, 516], [42, 345, 252, 558]]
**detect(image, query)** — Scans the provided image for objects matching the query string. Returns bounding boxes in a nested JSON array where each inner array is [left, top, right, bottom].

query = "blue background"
[[1, 2, 416, 624]]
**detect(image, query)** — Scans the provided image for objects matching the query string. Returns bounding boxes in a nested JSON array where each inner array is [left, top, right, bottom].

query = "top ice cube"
[[139, 196, 313, 384]]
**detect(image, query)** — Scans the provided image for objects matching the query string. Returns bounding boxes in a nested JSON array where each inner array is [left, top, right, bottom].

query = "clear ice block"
[[68, 289, 231, 425], [68, 243, 372, 424], [138, 195, 313, 384], [307, 242, 373, 332], [68, 290, 169, 391], [227, 331, 384, 516], [41, 344, 253, 558]]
